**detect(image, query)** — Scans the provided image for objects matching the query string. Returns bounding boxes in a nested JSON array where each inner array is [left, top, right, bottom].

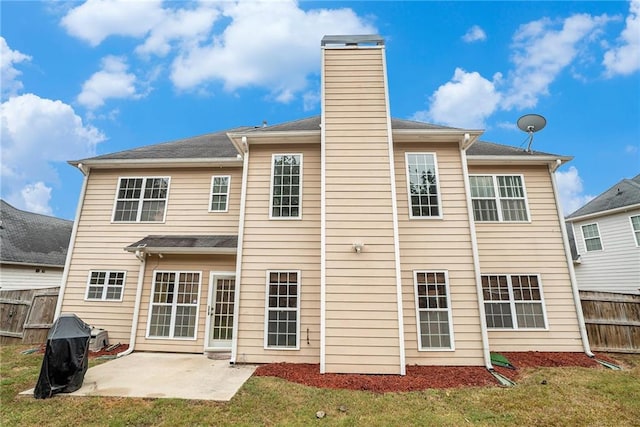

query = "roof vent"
[[321, 35, 384, 47]]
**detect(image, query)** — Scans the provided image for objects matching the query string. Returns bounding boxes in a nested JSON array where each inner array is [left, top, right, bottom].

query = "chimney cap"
[[321, 35, 384, 47]]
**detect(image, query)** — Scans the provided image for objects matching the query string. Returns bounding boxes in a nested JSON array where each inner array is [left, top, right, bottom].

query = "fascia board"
[[565, 203, 640, 222]]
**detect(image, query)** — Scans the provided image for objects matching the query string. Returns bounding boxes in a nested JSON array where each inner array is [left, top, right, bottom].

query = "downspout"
[[54, 163, 90, 319], [230, 137, 249, 364], [319, 47, 327, 374], [117, 251, 146, 357], [460, 145, 493, 370], [549, 161, 593, 357]]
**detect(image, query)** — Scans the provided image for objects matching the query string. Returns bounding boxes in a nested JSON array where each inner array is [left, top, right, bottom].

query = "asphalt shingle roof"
[[566, 174, 640, 219], [0, 200, 73, 266], [74, 116, 564, 163], [126, 235, 238, 251]]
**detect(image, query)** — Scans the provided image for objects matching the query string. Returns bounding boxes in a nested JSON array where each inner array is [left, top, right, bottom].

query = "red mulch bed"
[[35, 343, 129, 358], [254, 352, 611, 393]]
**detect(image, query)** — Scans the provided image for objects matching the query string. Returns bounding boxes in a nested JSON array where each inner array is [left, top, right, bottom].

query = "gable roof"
[[0, 200, 73, 267], [566, 174, 640, 220], [71, 116, 566, 164]]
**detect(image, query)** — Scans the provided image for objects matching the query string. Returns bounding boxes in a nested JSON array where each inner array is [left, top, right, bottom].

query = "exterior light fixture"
[[353, 243, 364, 254]]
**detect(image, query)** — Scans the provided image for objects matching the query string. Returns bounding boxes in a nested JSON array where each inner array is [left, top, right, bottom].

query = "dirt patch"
[[254, 352, 609, 392]]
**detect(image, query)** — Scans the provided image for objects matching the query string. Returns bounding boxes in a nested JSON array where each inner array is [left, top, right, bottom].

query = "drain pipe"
[[549, 162, 593, 357], [460, 145, 493, 371], [117, 251, 147, 357]]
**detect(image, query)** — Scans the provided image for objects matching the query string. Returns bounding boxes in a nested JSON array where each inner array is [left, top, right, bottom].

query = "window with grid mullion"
[[482, 274, 545, 329], [86, 271, 124, 301], [406, 153, 441, 218], [114, 177, 168, 222], [414, 271, 452, 349], [470, 175, 528, 222], [632, 215, 640, 246], [271, 155, 301, 218], [266, 271, 299, 348], [148, 271, 199, 339]]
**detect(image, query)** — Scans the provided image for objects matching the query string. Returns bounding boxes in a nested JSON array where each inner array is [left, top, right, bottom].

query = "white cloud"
[[170, 1, 375, 101], [61, 0, 164, 47], [77, 56, 140, 109], [412, 68, 502, 128], [1, 94, 106, 213], [135, 4, 220, 57], [502, 13, 610, 110], [462, 25, 487, 43], [625, 144, 639, 154], [556, 166, 595, 215], [61, 1, 375, 104], [0, 37, 31, 99], [19, 182, 53, 215], [603, 0, 640, 76]]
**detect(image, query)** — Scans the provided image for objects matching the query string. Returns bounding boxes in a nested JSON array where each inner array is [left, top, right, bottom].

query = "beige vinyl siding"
[[572, 209, 640, 294], [470, 164, 583, 351], [134, 254, 236, 353], [0, 265, 63, 290], [59, 167, 241, 344], [395, 142, 485, 366], [323, 47, 401, 374], [236, 144, 321, 364]]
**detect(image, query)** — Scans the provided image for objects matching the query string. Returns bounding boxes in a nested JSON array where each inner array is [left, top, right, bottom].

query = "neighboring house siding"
[[395, 141, 485, 366], [470, 164, 583, 352], [0, 265, 63, 290], [322, 47, 402, 374], [59, 167, 242, 343], [134, 254, 236, 353], [236, 143, 321, 363], [572, 209, 640, 294]]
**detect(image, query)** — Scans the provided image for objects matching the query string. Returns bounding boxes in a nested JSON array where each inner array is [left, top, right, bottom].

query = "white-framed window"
[[147, 271, 201, 340], [264, 271, 300, 349], [413, 271, 454, 350], [630, 215, 640, 247], [209, 175, 231, 212], [112, 177, 170, 222], [469, 175, 529, 222], [270, 154, 302, 219], [581, 223, 603, 252], [85, 271, 125, 301], [482, 274, 547, 329], [405, 153, 442, 218]]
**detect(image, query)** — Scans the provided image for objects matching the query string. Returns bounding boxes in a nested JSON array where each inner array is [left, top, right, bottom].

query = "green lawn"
[[2, 344, 639, 426]]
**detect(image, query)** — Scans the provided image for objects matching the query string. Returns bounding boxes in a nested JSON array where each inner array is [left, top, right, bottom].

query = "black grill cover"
[[34, 314, 91, 399]]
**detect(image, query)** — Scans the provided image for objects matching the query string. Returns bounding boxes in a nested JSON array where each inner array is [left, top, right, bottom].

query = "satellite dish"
[[517, 114, 546, 152]]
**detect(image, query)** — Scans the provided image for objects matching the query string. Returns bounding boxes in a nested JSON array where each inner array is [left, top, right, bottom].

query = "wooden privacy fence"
[[0, 287, 59, 345], [580, 290, 640, 353]]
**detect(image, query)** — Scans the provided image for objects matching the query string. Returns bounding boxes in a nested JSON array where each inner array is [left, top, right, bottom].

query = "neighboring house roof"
[[125, 235, 238, 254], [566, 174, 640, 220], [72, 116, 565, 164], [0, 200, 73, 267]]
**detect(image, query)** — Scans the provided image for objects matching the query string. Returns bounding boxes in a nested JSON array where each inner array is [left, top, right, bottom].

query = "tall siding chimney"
[[320, 35, 404, 374]]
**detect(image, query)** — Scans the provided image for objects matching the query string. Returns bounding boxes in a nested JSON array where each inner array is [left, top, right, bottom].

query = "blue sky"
[[2, 0, 639, 220]]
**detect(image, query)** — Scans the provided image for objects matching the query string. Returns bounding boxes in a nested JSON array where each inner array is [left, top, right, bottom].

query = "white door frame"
[[204, 271, 236, 352]]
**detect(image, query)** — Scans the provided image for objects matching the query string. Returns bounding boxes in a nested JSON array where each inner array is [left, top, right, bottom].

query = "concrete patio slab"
[[22, 353, 256, 401]]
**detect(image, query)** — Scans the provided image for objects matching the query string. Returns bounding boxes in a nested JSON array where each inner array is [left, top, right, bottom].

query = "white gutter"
[[460, 148, 493, 370], [382, 45, 406, 376], [54, 164, 90, 319], [230, 137, 249, 364], [117, 253, 147, 357], [68, 157, 243, 169], [467, 155, 573, 165], [319, 47, 327, 374], [549, 164, 594, 357]]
